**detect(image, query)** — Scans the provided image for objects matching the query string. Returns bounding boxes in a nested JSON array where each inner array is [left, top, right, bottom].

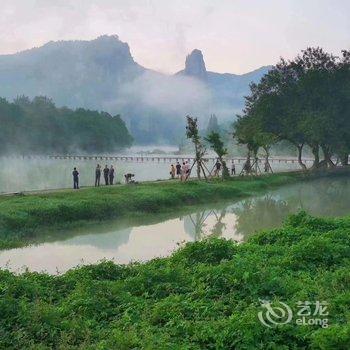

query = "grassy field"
[[0, 212, 349, 349], [0, 169, 349, 248]]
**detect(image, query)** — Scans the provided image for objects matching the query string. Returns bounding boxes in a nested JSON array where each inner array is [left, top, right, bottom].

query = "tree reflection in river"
[[182, 177, 350, 242], [231, 195, 292, 240], [182, 196, 292, 242], [183, 208, 232, 241]]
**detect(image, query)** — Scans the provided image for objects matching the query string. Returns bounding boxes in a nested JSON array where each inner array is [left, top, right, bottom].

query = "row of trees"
[[234, 47, 350, 170], [0, 96, 132, 155]]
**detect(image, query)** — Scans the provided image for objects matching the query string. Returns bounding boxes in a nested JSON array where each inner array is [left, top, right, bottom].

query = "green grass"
[[0, 169, 349, 248], [0, 212, 349, 349]]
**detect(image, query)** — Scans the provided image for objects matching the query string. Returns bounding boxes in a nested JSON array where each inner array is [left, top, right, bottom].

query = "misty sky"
[[1, 0, 349, 74]]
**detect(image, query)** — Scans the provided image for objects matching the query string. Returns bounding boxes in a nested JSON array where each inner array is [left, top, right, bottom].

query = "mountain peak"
[[183, 49, 207, 79]]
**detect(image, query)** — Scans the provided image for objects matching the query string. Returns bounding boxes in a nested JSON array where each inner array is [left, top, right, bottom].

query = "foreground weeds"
[[0, 212, 349, 349]]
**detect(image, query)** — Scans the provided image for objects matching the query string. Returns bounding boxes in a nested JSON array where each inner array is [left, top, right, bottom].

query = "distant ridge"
[[0, 35, 271, 143]]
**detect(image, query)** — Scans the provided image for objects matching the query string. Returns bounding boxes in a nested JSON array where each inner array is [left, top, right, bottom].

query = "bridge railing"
[[0, 154, 318, 164]]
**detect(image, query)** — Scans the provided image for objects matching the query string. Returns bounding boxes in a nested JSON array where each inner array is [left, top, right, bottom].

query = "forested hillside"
[[0, 35, 270, 144], [0, 96, 132, 155]]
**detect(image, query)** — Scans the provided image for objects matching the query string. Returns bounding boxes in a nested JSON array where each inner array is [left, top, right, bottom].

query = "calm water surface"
[[0, 176, 349, 274]]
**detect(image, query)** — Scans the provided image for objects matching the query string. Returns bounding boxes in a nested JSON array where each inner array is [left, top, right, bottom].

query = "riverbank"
[[0, 168, 349, 248], [0, 211, 349, 349]]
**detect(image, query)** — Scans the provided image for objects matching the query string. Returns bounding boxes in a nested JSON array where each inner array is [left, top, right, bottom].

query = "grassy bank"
[[0, 169, 349, 248], [0, 212, 349, 349]]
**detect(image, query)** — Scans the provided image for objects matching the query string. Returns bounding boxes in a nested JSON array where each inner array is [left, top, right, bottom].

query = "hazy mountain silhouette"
[[0, 35, 271, 144], [177, 49, 271, 119]]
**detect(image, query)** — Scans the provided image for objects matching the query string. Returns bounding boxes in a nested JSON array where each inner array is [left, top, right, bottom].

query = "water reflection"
[[0, 176, 349, 273], [232, 196, 291, 240]]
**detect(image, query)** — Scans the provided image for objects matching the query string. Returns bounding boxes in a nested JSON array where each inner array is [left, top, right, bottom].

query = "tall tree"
[[205, 131, 229, 178], [236, 47, 350, 171], [186, 115, 207, 179]]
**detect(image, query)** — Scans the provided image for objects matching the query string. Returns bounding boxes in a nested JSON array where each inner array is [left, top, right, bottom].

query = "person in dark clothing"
[[95, 164, 101, 187], [176, 162, 181, 178], [231, 161, 236, 176], [72, 167, 79, 189], [109, 165, 115, 185], [103, 165, 109, 185], [124, 173, 135, 183], [214, 160, 221, 177], [264, 161, 270, 173]]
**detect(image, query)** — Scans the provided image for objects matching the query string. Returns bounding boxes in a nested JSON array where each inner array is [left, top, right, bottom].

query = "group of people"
[[169, 160, 237, 181], [170, 161, 191, 181], [72, 159, 239, 190], [72, 164, 116, 189], [95, 164, 115, 186]]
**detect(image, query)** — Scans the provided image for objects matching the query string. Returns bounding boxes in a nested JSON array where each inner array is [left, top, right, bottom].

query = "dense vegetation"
[[234, 47, 350, 169], [0, 212, 349, 349], [0, 170, 348, 249], [0, 96, 132, 155]]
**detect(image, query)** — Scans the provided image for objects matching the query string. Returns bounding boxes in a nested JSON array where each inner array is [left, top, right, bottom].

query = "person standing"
[[214, 160, 221, 177], [95, 164, 101, 187], [231, 161, 236, 176], [170, 164, 176, 179], [103, 165, 109, 185], [72, 167, 79, 189], [181, 162, 186, 181], [109, 165, 115, 185], [264, 160, 269, 173], [176, 162, 181, 178]]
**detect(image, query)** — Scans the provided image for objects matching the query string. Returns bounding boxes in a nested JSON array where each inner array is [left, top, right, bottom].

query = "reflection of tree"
[[184, 209, 228, 240], [211, 209, 227, 237], [186, 210, 211, 240], [182, 177, 350, 243], [301, 178, 350, 216], [233, 195, 292, 240], [276, 177, 350, 217]]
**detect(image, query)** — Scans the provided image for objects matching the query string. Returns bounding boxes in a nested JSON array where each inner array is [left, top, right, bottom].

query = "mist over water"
[[0, 151, 302, 193], [0, 157, 171, 193]]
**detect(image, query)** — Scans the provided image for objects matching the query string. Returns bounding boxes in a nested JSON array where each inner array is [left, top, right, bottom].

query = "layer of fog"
[[0, 157, 301, 194], [103, 70, 237, 139]]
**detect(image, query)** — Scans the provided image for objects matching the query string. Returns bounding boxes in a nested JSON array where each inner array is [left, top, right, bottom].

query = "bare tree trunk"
[[254, 151, 258, 174], [321, 145, 335, 168], [244, 150, 252, 174], [311, 144, 320, 169], [197, 161, 201, 179], [263, 146, 271, 173], [340, 153, 349, 166], [195, 145, 201, 179], [296, 144, 307, 170], [200, 163, 208, 181]]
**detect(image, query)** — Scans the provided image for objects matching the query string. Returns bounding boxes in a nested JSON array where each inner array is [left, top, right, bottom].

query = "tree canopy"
[[205, 131, 230, 178], [234, 47, 350, 168], [0, 96, 132, 155]]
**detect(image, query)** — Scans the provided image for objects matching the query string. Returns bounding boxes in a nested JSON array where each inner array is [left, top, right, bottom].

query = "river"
[[0, 176, 349, 274]]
